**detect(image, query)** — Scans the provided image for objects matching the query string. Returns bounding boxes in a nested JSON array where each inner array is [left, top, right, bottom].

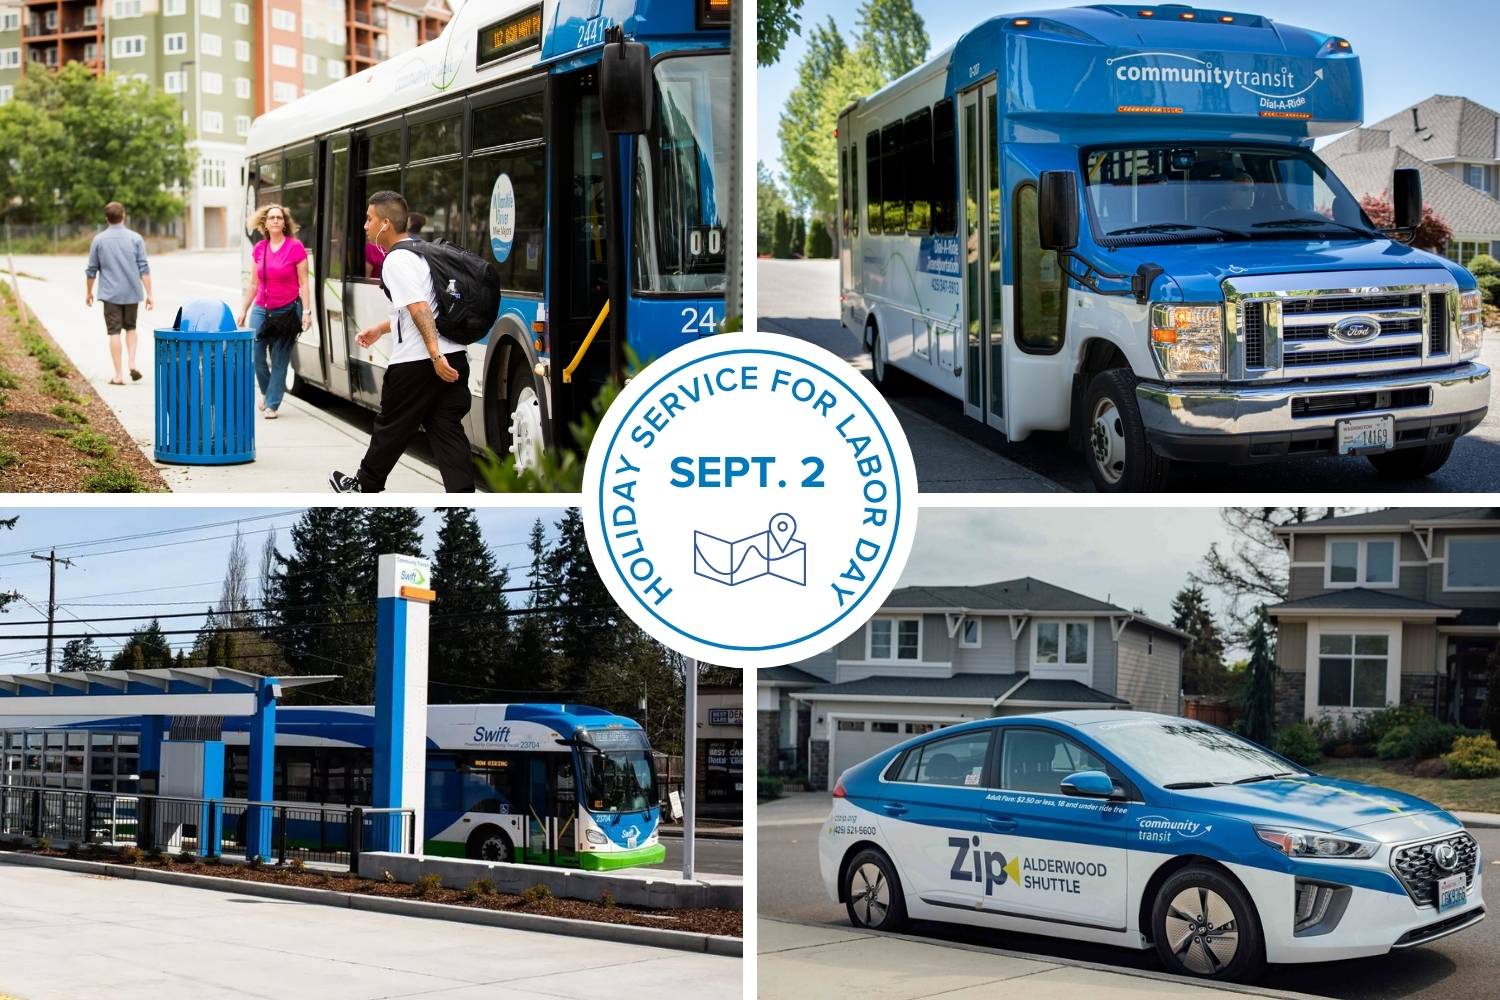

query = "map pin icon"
[[769, 513, 796, 554]]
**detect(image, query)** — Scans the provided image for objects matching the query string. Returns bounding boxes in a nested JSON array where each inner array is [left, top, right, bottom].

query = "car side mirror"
[[600, 27, 652, 135], [1039, 170, 1079, 252], [1391, 168, 1422, 231], [1060, 769, 1116, 798]]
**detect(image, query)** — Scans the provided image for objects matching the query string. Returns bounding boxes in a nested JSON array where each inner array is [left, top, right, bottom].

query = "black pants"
[[357, 352, 475, 493]]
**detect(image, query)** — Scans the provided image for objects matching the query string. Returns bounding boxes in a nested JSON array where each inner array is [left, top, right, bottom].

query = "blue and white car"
[[819, 711, 1485, 982]]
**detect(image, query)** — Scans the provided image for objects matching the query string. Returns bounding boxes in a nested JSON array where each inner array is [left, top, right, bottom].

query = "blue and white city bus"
[[837, 5, 1489, 491], [1, 703, 665, 870], [243, 0, 731, 467]]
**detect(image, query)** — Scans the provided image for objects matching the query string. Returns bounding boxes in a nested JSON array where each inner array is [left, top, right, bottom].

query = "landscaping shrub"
[[1273, 723, 1323, 766], [758, 768, 784, 800], [289, 857, 306, 872], [411, 873, 443, 898], [41, 372, 82, 403], [118, 845, 142, 865], [1468, 253, 1500, 277], [1442, 734, 1500, 779], [1354, 704, 1430, 749], [1478, 274, 1500, 307], [1376, 717, 1472, 761], [463, 877, 495, 901], [82, 460, 146, 493], [49, 404, 87, 426], [806, 217, 834, 258], [521, 883, 552, 906]]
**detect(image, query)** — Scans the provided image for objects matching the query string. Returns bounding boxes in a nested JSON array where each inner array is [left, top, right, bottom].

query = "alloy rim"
[[852, 862, 890, 926], [1165, 885, 1240, 975]]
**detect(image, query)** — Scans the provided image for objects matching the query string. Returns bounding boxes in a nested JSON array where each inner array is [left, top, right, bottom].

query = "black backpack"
[[382, 238, 502, 345]]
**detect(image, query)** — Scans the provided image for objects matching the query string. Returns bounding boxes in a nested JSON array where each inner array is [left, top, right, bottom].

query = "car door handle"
[[881, 803, 908, 817], [984, 816, 1017, 832]]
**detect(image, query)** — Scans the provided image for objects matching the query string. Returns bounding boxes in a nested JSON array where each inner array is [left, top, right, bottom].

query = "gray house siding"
[[1116, 625, 1181, 715], [1093, 624, 1118, 698], [1278, 621, 1308, 671], [951, 615, 1018, 674]]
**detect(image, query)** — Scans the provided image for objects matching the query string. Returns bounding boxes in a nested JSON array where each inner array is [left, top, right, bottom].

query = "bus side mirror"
[[1392, 168, 1422, 231], [600, 29, 652, 134], [1039, 171, 1079, 252]]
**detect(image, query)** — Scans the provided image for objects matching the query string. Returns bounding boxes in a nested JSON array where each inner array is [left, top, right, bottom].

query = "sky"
[[0, 506, 568, 673], [758, 0, 1500, 179]]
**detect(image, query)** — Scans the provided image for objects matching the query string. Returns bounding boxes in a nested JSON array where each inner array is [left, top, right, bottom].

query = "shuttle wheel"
[[507, 365, 544, 473], [868, 321, 890, 390], [467, 826, 514, 863], [1367, 441, 1454, 479], [842, 847, 908, 931], [1084, 369, 1171, 492], [1151, 866, 1264, 982]]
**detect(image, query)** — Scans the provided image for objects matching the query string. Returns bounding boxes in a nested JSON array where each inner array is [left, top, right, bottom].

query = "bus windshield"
[[581, 747, 656, 813], [1083, 144, 1378, 245], [632, 53, 730, 294]]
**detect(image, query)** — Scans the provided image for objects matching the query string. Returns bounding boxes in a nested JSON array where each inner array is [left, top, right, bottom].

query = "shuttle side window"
[[865, 131, 881, 235], [904, 107, 932, 235], [850, 141, 860, 238], [932, 99, 957, 236], [1014, 183, 1067, 355]]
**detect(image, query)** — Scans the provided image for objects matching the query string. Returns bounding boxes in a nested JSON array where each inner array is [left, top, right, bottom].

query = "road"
[[758, 259, 1500, 492], [649, 833, 743, 876], [0, 862, 739, 1000], [759, 792, 1500, 1000]]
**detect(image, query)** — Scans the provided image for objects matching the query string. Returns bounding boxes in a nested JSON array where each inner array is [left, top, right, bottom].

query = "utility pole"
[[683, 658, 697, 881], [30, 549, 74, 673]]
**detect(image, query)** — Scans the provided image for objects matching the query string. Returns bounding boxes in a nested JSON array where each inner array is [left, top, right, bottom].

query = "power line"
[[0, 511, 304, 561]]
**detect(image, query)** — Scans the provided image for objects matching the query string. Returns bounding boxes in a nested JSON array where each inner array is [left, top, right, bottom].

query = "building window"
[[111, 36, 146, 59], [235, 115, 251, 137], [1326, 538, 1397, 588], [164, 33, 187, 56], [201, 110, 224, 134], [164, 0, 186, 14], [1444, 239, 1498, 267], [235, 40, 251, 62], [201, 34, 222, 57], [0, 49, 18, 71], [327, 59, 346, 80], [868, 618, 920, 661], [272, 8, 297, 32], [235, 77, 251, 100], [836, 720, 865, 732], [234, 3, 250, 25], [272, 45, 297, 68], [1033, 620, 1090, 668], [202, 72, 222, 95], [0, 86, 12, 105], [303, 53, 319, 75], [84, 42, 97, 61], [202, 0, 222, 17], [302, 18, 319, 39], [1446, 535, 1500, 590], [1464, 164, 1494, 196], [272, 81, 299, 104], [959, 618, 981, 649], [201, 158, 226, 189], [0, 14, 18, 31], [163, 71, 185, 94], [1316, 633, 1389, 709], [112, 0, 143, 18], [327, 25, 342, 46]]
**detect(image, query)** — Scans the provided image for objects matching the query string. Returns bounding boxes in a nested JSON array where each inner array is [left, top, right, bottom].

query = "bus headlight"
[[1150, 303, 1225, 378], [1459, 289, 1483, 359], [585, 830, 607, 845], [1256, 826, 1378, 860]]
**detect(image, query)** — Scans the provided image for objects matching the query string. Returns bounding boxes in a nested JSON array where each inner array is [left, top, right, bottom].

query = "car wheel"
[[842, 848, 908, 931], [467, 826, 513, 863], [1366, 441, 1454, 479], [1083, 368, 1172, 492], [1151, 865, 1265, 982]]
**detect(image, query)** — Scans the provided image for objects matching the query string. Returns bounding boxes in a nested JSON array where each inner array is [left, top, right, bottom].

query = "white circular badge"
[[583, 332, 918, 668], [490, 173, 515, 263]]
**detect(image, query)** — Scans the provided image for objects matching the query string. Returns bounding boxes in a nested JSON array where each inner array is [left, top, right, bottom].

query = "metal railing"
[[0, 786, 413, 873]]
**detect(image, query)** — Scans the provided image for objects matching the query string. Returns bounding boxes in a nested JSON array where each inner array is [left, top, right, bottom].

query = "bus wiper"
[[1163, 780, 1225, 789], [1250, 217, 1378, 238], [1107, 222, 1246, 239], [1232, 771, 1302, 784]]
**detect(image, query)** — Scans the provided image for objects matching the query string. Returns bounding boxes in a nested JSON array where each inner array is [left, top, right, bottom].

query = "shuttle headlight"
[[585, 829, 608, 845], [1150, 303, 1225, 377], [1256, 825, 1378, 860], [1459, 289, 1483, 359]]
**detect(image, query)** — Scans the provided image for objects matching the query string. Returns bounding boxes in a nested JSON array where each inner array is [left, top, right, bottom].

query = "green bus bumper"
[[577, 842, 666, 871]]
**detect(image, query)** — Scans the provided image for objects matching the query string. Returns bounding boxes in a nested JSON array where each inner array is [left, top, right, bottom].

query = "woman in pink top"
[[237, 203, 312, 418]]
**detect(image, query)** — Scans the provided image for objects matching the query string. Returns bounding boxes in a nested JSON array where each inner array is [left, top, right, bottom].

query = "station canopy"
[[0, 667, 337, 716]]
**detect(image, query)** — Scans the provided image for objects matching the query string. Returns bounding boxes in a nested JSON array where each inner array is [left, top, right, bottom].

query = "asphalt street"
[[757, 258, 1500, 493], [759, 793, 1500, 1000], [650, 833, 743, 876]]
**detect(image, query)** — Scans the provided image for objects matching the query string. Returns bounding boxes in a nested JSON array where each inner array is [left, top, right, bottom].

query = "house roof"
[[998, 677, 1130, 707], [883, 577, 1188, 639], [1266, 588, 1460, 617], [1452, 609, 1500, 629], [1323, 95, 1500, 165], [1275, 508, 1498, 533], [1322, 144, 1500, 238], [792, 672, 1129, 708], [758, 665, 825, 686]]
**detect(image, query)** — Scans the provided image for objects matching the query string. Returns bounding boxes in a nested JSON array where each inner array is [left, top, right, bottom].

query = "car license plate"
[[1337, 414, 1394, 455], [1437, 873, 1467, 913]]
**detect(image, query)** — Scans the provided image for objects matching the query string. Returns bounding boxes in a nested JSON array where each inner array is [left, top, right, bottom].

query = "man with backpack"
[[330, 191, 478, 493]]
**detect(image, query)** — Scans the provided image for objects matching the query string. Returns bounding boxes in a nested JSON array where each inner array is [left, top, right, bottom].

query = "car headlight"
[[1256, 826, 1378, 860], [585, 829, 607, 845], [1459, 289, 1483, 358], [1150, 303, 1224, 377]]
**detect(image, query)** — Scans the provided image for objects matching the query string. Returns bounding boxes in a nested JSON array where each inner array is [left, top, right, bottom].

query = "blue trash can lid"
[[174, 299, 238, 332]]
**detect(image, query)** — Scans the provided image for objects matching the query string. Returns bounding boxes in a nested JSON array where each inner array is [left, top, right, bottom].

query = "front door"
[[527, 754, 579, 865], [958, 81, 1004, 433], [1452, 639, 1496, 728]]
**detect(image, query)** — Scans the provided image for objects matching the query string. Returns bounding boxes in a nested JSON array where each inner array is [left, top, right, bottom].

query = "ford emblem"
[[1331, 316, 1381, 344]]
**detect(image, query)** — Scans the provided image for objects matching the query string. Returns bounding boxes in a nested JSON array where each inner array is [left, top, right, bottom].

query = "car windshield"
[[581, 748, 656, 813], [632, 53, 730, 294], [1088, 719, 1307, 788], [1083, 143, 1377, 245]]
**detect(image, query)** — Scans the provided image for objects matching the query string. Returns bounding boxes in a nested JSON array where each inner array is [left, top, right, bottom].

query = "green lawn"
[[1314, 758, 1500, 815]]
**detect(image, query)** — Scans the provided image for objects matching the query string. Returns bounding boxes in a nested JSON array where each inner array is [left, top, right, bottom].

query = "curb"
[[658, 828, 743, 841], [1457, 811, 1500, 829], [0, 851, 741, 958]]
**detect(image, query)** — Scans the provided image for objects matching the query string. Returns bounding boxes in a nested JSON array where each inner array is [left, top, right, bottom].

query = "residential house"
[[757, 577, 1187, 790], [1267, 508, 1500, 729]]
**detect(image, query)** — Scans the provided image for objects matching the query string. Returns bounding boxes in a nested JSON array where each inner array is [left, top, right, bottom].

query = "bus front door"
[[526, 754, 579, 865], [958, 80, 1006, 435]]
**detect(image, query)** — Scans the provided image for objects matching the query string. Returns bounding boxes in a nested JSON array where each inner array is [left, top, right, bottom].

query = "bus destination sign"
[[478, 5, 544, 68]]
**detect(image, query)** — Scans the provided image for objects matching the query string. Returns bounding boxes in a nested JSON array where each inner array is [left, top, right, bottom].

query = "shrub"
[[0, 445, 16, 470], [1273, 723, 1323, 766], [40, 371, 81, 403], [57, 429, 114, 458], [118, 845, 142, 865], [37, 836, 51, 853], [0, 367, 19, 390], [462, 877, 495, 902], [600, 889, 616, 908], [806, 217, 834, 258], [1468, 253, 1500, 277], [82, 460, 147, 493], [772, 210, 792, 259], [247, 856, 264, 870], [289, 857, 306, 873], [758, 768, 784, 801], [412, 873, 443, 898], [1376, 717, 1471, 761], [1478, 274, 1500, 306], [49, 404, 88, 426], [521, 883, 552, 906], [1355, 704, 1431, 748], [1442, 734, 1500, 779]]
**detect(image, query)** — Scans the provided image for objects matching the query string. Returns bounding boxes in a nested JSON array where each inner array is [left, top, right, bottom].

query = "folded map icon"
[[693, 529, 807, 587]]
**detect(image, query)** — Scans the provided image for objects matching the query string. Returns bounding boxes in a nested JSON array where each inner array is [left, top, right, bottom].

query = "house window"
[[959, 618, 981, 648], [1317, 633, 1389, 709], [163, 71, 185, 94], [202, 0, 222, 16], [163, 33, 187, 55], [235, 77, 251, 100], [235, 115, 251, 137], [1444, 239, 1497, 267], [113, 0, 143, 17], [164, 0, 186, 14], [202, 72, 222, 95], [235, 40, 251, 62], [0, 86, 12, 105], [1465, 164, 1494, 196], [327, 59, 345, 80], [303, 53, 319, 75], [112, 37, 145, 58], [868, 618, 920, 661], [272, 45, 297, 68], [201, 34, 222, 57], [272, 81, 299, 104], [1446, 536, 1500, 590], [200, 158, 226, 189], [836, 720, 865, 732], [0, 50, 18, 71], [871, 722, 900, 734], [272, 8, 297, 32], [235, 3, 251, 25], [1033, 620, 1090, 668], [1326, 538, 1396, 587], [1148, 633, 1154, 655], [1, 14, 18, 31], [201, 110, 223, 134]]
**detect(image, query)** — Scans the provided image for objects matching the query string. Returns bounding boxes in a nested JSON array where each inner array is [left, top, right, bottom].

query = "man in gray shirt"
[[85, 201, 154, 385]]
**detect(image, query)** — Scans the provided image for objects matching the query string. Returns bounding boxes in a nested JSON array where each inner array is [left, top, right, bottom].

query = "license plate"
[[1437, 873, 1467, 913], [1337, 414, 1394, 455]]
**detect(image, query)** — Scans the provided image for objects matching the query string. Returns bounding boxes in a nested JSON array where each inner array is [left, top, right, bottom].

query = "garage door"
[[831, 719, 940, 781]]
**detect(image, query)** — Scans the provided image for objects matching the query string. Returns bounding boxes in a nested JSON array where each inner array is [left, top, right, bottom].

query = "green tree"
[[1359, 191, 1452, 254], [1241, 607, 1278, 746], [109, 619, 173, 670], [772, 210, 792, 258], [503, 518, 558, 697], [1192, 508, 1340, 646], [758, 0, 805, 65], [1171, 585, 1227, 695], [758, 162, 792, 256], [546, 508, 622, 696], [791, 216, 807, 258], [856, 0, 930, 80], [807, 217, 834, 258], [59, 635, 105, 672], [357, 507, 425, 598], [0, 515, 18, 614], [430, 508, 511, 704], [0, 63, 193, 226], [778, 18, 848, 218]]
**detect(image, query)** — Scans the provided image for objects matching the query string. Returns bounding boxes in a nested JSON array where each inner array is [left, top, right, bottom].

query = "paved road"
[[758, 259, 1500, 492], [0, 863, 739, 1000], [650, 833, 742, 877], [759, 792, 1499, 1000]]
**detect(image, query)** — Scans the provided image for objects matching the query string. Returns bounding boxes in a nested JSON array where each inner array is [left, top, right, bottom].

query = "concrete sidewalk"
[[6, 251, 441, 492], [759, 918, 1315, 1000]]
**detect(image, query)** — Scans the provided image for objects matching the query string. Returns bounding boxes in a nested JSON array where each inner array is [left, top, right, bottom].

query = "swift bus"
[[243, 0, 731, 468], [837, 4, 1490, 491], [1, 703, 665, 870]]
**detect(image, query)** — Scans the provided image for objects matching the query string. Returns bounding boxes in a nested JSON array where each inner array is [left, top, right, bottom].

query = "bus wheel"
[[868, 321, 890, 390], [506, 365, 544, 473], [467, 826, 513, 863], [1151, 865, 1264, 982], [1084, 369, 1171, 492], [1367, 441, 1454, 479], [842, 847, 907, 931]]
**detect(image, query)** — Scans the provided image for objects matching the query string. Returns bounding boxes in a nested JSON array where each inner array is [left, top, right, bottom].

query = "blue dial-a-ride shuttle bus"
[[837, 5, 1490, 491], [243, 0, 730, 469], [820, 712, 1484, 982], [0, 704, 665, 871]]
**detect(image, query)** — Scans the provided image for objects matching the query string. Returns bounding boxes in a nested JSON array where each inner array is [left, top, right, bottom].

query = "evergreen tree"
[[59, 635, 105, 672], [505, 519, 557, 697], [1171, 585, 1227, 695], [0, 515, 18, 615], [547, 509, 621, 697], [807, 217, 834, 258], [791, 216, 807, 258], [1242, 607, 1278, 746], [358, 508, 425, 598], [429, 508, 511, 704], [772, 210, 792, 258], [109, 619, 173, 670]]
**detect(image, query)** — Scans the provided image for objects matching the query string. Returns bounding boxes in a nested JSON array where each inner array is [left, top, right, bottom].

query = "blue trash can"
[[154, 299, 255, 465]]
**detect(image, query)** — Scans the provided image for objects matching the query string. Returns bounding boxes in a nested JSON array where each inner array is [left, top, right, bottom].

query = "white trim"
[[791, 692, 995, 705], [1109, 615, 1129, 641], [1442, 534, 1500, 592], [825, 711, 971, 781], [959, 617, 982, 649], [1323, 536, 1400, 589], [1029, 619, 1092, 675], [0, 693, 254, 715], [865, 616, 923, 663], [1304, 619, 1401, 719], [1269, 607, 1458, 620], [1009, 615, 1027, 640], [992, 674, 1029, 706]]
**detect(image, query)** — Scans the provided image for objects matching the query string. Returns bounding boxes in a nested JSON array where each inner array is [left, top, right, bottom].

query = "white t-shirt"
[[381, 238, 464, 366]]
